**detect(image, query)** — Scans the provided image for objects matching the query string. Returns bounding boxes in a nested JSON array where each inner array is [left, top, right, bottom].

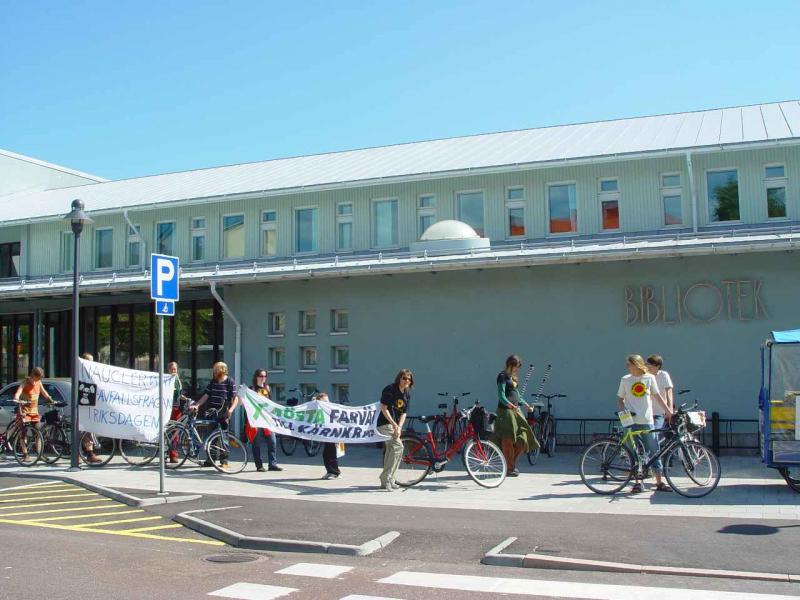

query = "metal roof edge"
[[0, 148, 108, 183]]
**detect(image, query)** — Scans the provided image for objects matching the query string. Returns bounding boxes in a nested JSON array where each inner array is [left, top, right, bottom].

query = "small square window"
[[271, 383, 285, 403], [418, 195, 435, 208], [765, 165, 785, 179], [506, 188, 524, 200], [262, 211, 277, 223], [268, 312, 285, 335], [300, 310, 316, 334], [600, 179, 619, 193], [333, 384, 349, 405], [269, 347, 285, 370], [662, 174, 681, 188], [301, 347, 317, 369], [337, 203, 352, 216], [192, 217, 207, 229], [332, 309, 349, 333], [333, 346, 349, 369]]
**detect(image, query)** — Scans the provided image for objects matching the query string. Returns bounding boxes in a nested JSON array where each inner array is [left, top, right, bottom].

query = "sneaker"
[[380, 482, 394, 492], [268, 465, 283, 472], [630, 483, 644, 494], [256, 466, 266, 472], [389, 480, 399, 489], [322, 472, 334, 480], [507, 469, 520, 477]]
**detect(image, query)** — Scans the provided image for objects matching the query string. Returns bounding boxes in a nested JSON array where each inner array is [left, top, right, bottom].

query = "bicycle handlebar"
[[677, 389, 691, 395], [531, 393, 566, 399]]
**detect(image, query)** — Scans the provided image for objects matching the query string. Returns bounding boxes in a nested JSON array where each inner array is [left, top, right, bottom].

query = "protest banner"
[[239, 386, 390, 443], [78, 358, 175, 443]]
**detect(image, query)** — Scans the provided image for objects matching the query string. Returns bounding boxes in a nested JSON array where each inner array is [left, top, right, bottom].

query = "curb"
[[175, 506, 400, 556], [481, 538, 799, 583], [0, 469, 202, 507]]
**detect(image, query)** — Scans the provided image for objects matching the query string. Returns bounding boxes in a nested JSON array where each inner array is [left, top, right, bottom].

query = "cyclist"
[[14, 366, 53, 460], [167, 361, 189, 464], [492, 355, 536, 477], [245, 369, 282, 472], [190, 361, 239, 467], [377, 369, 413, 491], [617, 354, 673, 494]]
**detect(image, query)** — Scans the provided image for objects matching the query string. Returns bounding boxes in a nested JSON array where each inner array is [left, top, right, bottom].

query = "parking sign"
[[150, 254, 179, 302]]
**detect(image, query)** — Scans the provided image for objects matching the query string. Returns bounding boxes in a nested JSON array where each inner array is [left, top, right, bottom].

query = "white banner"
[[239, 386, 389, 443], [78, 358, 175, 443]]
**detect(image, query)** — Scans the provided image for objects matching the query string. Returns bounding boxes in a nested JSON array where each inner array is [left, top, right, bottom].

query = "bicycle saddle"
[[418, 415, 436, 423], [437, 403, 447, 409]]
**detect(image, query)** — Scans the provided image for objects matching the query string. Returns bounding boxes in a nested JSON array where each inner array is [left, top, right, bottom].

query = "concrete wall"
[[223, 251, 797, 421]]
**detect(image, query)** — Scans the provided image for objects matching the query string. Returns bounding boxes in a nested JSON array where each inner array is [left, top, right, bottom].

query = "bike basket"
[[617, 410, 634, 428], [43, 409, 62, 425], [686, 410, 707, 433]]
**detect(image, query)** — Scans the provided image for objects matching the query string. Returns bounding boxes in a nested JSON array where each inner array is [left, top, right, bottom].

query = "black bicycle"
[[526, 392, 565, 462], [278, 389, 321, 457]]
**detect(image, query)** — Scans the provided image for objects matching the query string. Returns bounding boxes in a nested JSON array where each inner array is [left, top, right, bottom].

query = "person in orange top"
[[245, 369, 282, 472], [14, 367, 53, 459]]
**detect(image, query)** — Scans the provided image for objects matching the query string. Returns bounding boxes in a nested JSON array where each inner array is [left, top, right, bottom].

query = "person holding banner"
[[190, 362, 239, 467], [167, 362, 188, 464], [377, 369, 413, 491], [246, 369, 282, 472], [314, 392, 342, 479]]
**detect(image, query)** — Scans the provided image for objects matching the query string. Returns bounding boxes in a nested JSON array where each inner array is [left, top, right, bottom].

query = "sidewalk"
[[2, 447, 799, 521]]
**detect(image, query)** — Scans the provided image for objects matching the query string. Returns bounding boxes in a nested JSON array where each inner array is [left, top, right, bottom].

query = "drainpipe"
[[209, 281, 241, 389], [686, 152, 699, 234], [122, 210, 146, 270]]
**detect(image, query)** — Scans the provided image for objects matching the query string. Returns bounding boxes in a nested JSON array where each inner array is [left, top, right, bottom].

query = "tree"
[[712, 179, 740, 222]]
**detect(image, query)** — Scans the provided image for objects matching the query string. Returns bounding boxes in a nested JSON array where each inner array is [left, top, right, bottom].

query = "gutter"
[[208, 282, 241, 393], [122, 210, 146, 270]]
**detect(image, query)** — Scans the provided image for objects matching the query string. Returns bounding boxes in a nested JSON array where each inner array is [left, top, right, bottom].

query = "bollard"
[[711, 411, 721, 455]]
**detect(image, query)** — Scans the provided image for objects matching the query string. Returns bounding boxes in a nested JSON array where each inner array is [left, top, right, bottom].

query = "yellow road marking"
[[0, 485, 76, 496], [74, 516, 161, 528], [0, 518, 224, 545], [0, 492, 95, 503], [121, 524, 183, 533], [30, 509, 144, 522], [0, 498, 110, 511], [0, 502, 118, 517]]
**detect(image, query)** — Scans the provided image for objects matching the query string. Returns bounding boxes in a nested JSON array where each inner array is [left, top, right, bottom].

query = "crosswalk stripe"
[[275, 562, 353, 579], [73, 516, 161, 528], [208, 582, 298, 599], [0, 498, 111, 511], [0, 492, 94, 503], [30, 509, 144, 522], [378, 571, 798, 599], [121, 524, 183, 533], [0, 502, 119, 517]]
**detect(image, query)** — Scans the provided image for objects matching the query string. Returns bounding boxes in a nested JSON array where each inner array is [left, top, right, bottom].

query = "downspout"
[[209, 281, 241, 391], [686, 152, 699, 234], [122, 210, 146, 270]]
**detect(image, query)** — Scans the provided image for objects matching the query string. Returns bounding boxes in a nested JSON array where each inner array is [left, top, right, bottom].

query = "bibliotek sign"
[[625, 279, 767, 325]]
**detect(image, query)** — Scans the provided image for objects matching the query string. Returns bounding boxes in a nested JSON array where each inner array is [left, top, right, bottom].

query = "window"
[[707, 169, 739, 222], [299, 310, 316, 334], [300, 383, 318, 398], [548, 183, 577, 234], [332, 346, 349, 370], [331, 309, 349, 333], [271, 383, 285, 403], [598, 179, 619, 231], [505, 188, 526, 238], [300, 347, 317, 370], [60, 233, 74, 273], [269, 347, 285, 370], [371, 198, 398, 248], [0, 242, 20, 278], [261, 211, 277, 257], [336, 203, 353, 251], [333, 384, 349, 405], [191, 217, 207, 262], [599, 178, 619, 193], [660, 173, 683, 226], [764, 165, 788, 219], [222, 214, 245, 259], [417, 195, 436, 237], [456, 191, 485, 236], [268, 312, 285, 336], [94, 228, 113, 269], [156, 221, 176, 255], [601, 201, 619, 230], [126, 225, 141, 267], [295, 207, 318, 253]]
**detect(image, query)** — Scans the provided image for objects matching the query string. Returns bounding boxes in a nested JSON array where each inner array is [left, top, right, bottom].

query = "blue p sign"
[[150, 254, 179, 302]]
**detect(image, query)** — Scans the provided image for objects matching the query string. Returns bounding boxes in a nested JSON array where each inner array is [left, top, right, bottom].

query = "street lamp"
[[63, 199, 92, 470]]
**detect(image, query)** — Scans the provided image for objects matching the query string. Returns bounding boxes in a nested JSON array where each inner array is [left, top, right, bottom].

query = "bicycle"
[[528, 392, 565, 460], [165, 407, 247, 473], [0, 401, 44, 466], [431, 392, 470, 452], [396, 404, 506, 488], [578, 402, 720, 498], [278, 389, 321, 457], [39, 406, 119, 467]]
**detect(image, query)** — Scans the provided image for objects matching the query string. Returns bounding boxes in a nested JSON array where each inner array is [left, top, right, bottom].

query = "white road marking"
[[275, 562, 353, 579], [339, 596, 404, 600], [378, 571, 798, 600], [0, 481, 66, 492], [208, 582, 297, 600]]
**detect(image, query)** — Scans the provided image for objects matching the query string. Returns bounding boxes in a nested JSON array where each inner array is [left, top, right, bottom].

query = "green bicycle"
[[579, 403, 721, 498]]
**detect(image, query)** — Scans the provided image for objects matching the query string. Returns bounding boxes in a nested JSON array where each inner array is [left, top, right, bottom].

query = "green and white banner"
[[239, 386, 389, 443]]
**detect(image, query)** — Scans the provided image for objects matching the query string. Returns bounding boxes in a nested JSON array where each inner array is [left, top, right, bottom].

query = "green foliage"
[[712, 179, 740, 222]]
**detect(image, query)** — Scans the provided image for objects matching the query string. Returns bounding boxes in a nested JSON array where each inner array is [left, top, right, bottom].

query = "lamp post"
[[63, 199, 92, 470]]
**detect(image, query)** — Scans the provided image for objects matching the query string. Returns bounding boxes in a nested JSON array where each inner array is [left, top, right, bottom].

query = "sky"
[[1, 0, 798, 181]]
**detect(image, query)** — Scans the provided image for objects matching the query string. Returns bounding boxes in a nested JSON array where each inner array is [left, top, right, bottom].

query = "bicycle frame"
[[616, 423, 694, 476], [413, 418, 490, 466]]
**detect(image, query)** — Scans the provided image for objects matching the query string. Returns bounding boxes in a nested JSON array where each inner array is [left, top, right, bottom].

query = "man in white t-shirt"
[[646, 354, 674, 432]]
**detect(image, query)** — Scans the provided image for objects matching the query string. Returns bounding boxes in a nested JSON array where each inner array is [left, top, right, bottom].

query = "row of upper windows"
[[268, 383, 350, 405], [55, 164, 790, 271], [267, 345, 350, 372]]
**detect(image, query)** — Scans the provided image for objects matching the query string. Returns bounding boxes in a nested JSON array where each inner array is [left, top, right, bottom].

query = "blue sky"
[[1, 1, 798, 180]]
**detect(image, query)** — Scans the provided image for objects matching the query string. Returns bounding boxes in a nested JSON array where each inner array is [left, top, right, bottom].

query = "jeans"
[[630, 424, 662, 474], [378, 424, 402, 485], [251, 429, 278, 468], [323, 442, 340, 475]]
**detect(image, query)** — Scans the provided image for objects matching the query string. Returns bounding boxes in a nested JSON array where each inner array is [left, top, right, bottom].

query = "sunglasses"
[[257, 374, 267, 378], [400, 376, 412, 381]]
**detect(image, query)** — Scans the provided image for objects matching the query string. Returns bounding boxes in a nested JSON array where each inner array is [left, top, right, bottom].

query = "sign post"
[[150, 253, 179, 495]]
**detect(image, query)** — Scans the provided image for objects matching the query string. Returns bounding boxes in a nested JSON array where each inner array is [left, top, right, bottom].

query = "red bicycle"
[[397, 404, 507, 488], [431, 392, 470, 451]]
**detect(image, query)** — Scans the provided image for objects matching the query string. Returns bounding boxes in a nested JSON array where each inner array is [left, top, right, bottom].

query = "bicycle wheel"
[[452, 418, 467, 448], [12, 424, 43, 467], [432, 419, 449, 453], [544, 417, 556, 456], [206, 430, 248, 474], [527, 422, 541, 465], [579, 437, 634, 494], [119, 438, 159, 466], [279, 435, 297, 456], [164, 425, 190, 469], [463, 439, 506, 488], [780, 467, 800, 493], [304, 440, 321, 457], [395, 435, 432, 487], [663, 441, 721, 498], [79, 433, 116, 466], [40, 424, 68, 464]]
